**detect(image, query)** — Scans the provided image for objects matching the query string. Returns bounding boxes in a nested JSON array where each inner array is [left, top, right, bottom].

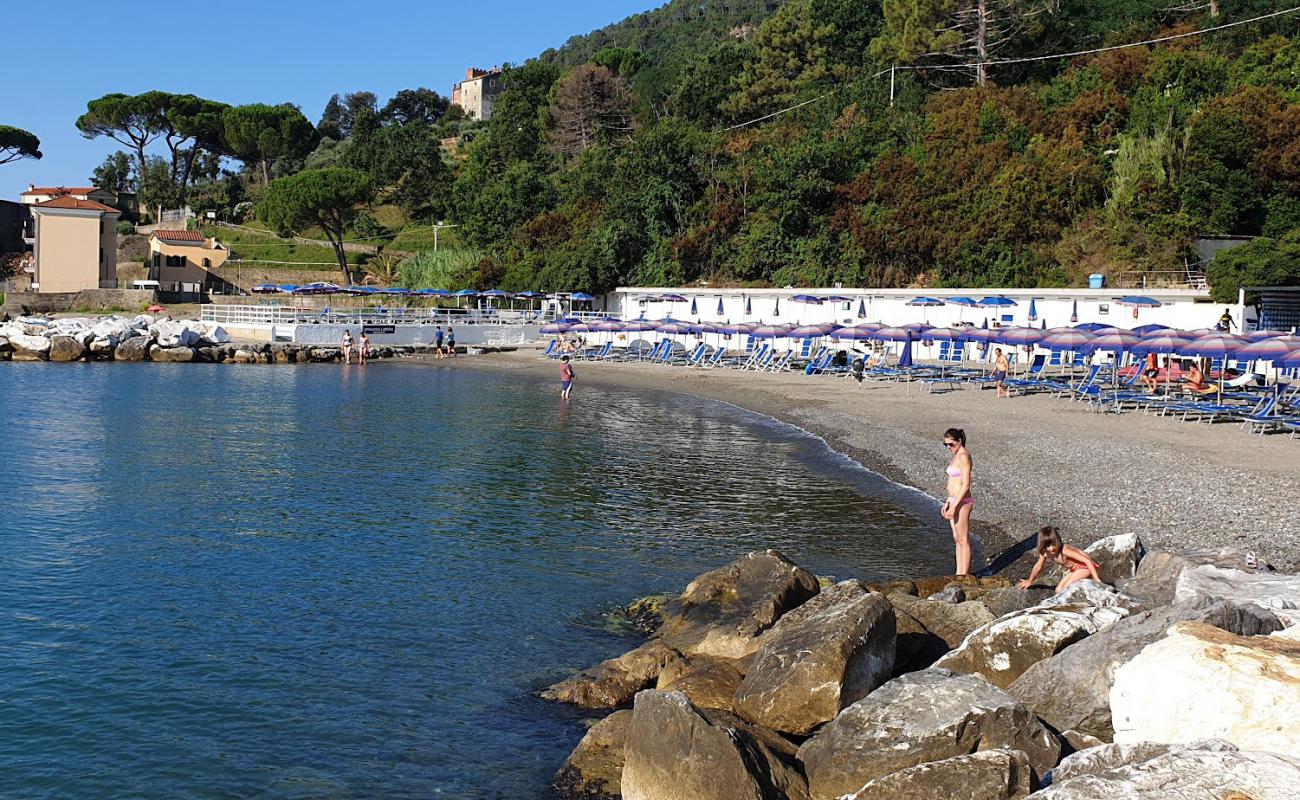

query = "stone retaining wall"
[[2, 289, 156, 316]]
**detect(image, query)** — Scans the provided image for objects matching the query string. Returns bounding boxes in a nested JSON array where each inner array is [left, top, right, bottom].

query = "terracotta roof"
[[22, 186, 102, 196], [151, 229, 206, 242], [33, 196, 119, 213]]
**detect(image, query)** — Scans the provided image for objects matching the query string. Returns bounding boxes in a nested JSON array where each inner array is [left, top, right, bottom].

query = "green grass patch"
[[205, 226, 369, 267], [398, 249, 484, 289], [389, 224, 464, 251]]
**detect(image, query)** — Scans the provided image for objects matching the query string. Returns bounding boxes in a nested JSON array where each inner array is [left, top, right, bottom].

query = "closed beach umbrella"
[[1070, 298, 1079, 323], [897, 331, 915, 368], [690, 297, 698, 316], [745, 296, 753, 316], [774, 297, 781, 316], [717, 296, 725, 316], [1028, 298, 1038, 322], [856, 298, 867, 319]]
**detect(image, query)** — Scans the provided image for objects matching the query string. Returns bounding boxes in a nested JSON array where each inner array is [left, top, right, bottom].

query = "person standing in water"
[[341, 329, 354, 365], [433, 326, 445, 358], [560, 355, 575, 399], [941, 427, 974, 575], [358, 331, 370, 365], [446, 327, 456, 356]]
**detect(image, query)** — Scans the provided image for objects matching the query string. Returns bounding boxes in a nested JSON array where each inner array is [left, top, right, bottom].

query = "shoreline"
[[438, 348, 1300, 572]]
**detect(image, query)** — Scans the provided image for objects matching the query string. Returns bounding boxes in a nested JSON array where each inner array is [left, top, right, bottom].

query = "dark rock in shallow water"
[[797, 669, 1060, 800], [1006, 598, 1282, 741], [734, 580, 895, 735], [541, 639, 682, 710], [656, 549, 820, 659], [554, 710, 632, 800], [843, 749, 1032, 800], [621, 690, 809, 800], [624, 594, 671, 637]]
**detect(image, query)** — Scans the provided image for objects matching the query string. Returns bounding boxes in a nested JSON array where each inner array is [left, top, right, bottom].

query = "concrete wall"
[[2, 288, 155, 315], [284, 322, 538, 347]]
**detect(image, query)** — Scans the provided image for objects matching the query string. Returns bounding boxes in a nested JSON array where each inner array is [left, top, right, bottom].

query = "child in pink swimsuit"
[[1019, 526, 1102, 593]]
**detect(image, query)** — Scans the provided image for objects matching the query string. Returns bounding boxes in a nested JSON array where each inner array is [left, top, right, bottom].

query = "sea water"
[[0, 362, 953, 799]]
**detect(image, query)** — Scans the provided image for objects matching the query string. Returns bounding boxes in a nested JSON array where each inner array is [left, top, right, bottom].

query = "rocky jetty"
[[543, 539, 1300, 800], [0, 314, 411, 364]]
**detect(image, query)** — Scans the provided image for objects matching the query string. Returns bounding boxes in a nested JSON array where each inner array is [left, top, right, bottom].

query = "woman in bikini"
[[1018, 526, 1102, 593], [941, 428, 974, 576]]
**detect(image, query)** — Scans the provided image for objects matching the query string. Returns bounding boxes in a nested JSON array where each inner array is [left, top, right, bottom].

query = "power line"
[[720, 5, 1300, 132]]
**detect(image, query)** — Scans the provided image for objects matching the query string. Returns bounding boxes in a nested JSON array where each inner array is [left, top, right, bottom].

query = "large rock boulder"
[[844, 749, 1032, 800], [887, 591, 995, 673], [1111, 621, 1300, 752], [151, 320, 200, 348], [656, 550, 820, 659], [1008, 598, 1282, 741], [1174, 564, 1300, 621], [621, 690, 810, 800], [541, 639, 682, 710], [797, 669, 1060, 800], [114, 335, 150, 362], [149, 344, 195, 363], [734, 580, 894, 735], [1120, 548, 1262, 606], [554, 710, 631, 800], [1084, 534, 1145, 586], [1029, 749, 1300, 799], [933, 583, 1133, 689], [654, 654, 744, 711], [47, 334, 85, 362], [1050, 739, 1237, 784], [977, 586, 1057, 619], [8, 332, 51, 360], [88, 336, 119, 355]]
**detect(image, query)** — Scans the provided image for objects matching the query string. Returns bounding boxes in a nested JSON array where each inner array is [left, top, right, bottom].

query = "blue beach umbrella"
[[1275, 348, 1300, 368], [1041, 319, 1047, 330], [1133, 324, 1170, 335], [1028, 299, 1039, 322], [481, 289, 510, 297], [856, 298, 867, 319], [657, 293, 687, 302], [1070, 298, 1079, 323], [978, 296, 1018, 308], [1117, 296, 1162, 308], [690, 297, 698, 316], [1075, 322, 1108, 332], [823, 295, 853, 303], [773, 297, 781, 316], [717, 296, 725, 316], [515, 290, 541, 298], [571, 292, 595, 302], [791, 294, 824, 305], [451, 288, 478, 296], [745, 296, 752, 317], [901, 322, 934, 333], [897, 331, 915, 368], [906, 296, 945, 307], [946, 297, 980, 307]]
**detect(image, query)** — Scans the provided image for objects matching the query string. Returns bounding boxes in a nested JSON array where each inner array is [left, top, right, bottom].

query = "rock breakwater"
[[544, 542, 1300, 799], [0, 314, 413, 364]]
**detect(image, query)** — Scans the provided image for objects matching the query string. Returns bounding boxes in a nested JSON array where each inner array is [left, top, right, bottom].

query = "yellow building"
[[31, 196, 120, 293], [148, 230, 229, 290]]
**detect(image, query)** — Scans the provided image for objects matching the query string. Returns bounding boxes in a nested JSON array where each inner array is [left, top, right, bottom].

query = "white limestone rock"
[[1111, 621, 1300, 752], [1029, 749, 1300, 799], [1084, 534, 1146, 586], [1174, 564, 1300, 620], [1051, 739, 1237, 784], [8, 333, 52, 359]]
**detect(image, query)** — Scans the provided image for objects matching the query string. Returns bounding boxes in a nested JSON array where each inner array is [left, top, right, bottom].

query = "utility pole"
[[432, 221, 459, 253], [890, 65, 896, 107]]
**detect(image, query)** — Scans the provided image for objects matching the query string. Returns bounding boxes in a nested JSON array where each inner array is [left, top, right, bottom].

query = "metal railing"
[[201, 304, 566, 327]]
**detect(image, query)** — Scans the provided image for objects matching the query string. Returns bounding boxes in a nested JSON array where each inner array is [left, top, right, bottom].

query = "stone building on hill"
[[451, 67, 504, 121]]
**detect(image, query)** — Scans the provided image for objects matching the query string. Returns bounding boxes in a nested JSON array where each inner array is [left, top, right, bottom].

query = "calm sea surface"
[[0, 361, 952, 799]]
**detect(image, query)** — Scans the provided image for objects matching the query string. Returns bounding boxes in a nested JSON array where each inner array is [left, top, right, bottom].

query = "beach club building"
[[606, 287, 1239, 333]]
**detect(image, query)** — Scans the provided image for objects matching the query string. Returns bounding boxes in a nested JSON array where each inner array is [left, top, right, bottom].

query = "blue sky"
[[0, 0, 654, 199]]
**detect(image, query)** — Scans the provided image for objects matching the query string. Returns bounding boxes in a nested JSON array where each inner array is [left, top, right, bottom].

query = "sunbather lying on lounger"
[[1182, 361, 1218, 396]]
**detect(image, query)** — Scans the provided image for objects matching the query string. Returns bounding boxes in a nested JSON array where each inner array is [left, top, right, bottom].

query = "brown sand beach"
[[448, 348, 1300, 571]]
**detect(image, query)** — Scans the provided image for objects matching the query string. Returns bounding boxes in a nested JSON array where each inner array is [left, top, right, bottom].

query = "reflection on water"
[[0, 362, 951, 799]]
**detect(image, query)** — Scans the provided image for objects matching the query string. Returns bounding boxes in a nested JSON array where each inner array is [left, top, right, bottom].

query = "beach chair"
[[735, 343, 769, 370], [1002, 355, 1049, 393], [541, 340, 558, 359], [699, 345, 728, 369], [744, 348, 775, 371], [672, 343, 708, 367], [580, 342, 613, 361], [767, 350, 795, 372]]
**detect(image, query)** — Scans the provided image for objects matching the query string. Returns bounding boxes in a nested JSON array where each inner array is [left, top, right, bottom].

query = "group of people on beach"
[[430, 326, 457, 358], [942, 427, 1099, 592], [340, 330, 369, 365]]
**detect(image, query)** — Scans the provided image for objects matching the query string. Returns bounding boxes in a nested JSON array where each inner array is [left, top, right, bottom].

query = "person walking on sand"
[[433, 326, 445, 358], [940, 428, 974, 576], [446, 327, 456, 356], [560, 355, 575, 399], [341, 329, 354, 365], [1019, 526, 1102, 593], [358, 331, 370, 365], [992, 348, 1010, 398]]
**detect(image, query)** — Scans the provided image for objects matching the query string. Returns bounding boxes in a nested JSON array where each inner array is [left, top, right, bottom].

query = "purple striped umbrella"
[[1244, 329, 1293, 341], [750, 324, 793, 339], [1044, 326, 1080, 337], [540, 322, 571, 335], [621, 320, 659, 332], [901, 321, 935, 333], [1040, 330, 1096, 351], [963, 327, 1001, 343], [830, 325, 874, 341], [921, 327, 970, 341], [592, 320, 625, 332], [1276, 349, 1300, 368], [717, 322, 755, 335], [868, 326, 914, 342], [1179, 334, 1248, 394], [1131, 334, 1193, 354], [655, 321, 694, 335], [567, 322, 595, 333], [995, 326, 1047, 346], [1092, 326, 1133, 336], [789, 323, 836, 338], [1133, 323, 1170, 335], [689, 321, 722, 334], [1235, 337, 1300, 360], [1089, 332, 1142, 352]]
